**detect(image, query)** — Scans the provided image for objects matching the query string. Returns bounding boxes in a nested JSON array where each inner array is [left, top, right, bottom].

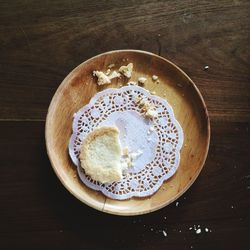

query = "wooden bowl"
[[45, 50, 210, 216]]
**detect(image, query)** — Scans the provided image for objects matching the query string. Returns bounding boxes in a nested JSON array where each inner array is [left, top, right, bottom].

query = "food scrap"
[[109, 70, 121, 80], [108, 63, 115, 69], [93, 70, 120, 86], [152, 75, 158, 81], [145, 108, 157, 119], [105, 68, 111, 75], [93, 71, 111, 85], [135, 96, 157, 119], [119, 63, 133, 78], [121, 148, 143, 169], [162, 230, 167, 237], [123, 147, 129, 156], [138, 76, 147, 85]]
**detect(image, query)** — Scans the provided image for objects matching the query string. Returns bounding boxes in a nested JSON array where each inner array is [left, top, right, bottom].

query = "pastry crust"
[[119, 63, 133, 78], [79, 126, 122, 183]]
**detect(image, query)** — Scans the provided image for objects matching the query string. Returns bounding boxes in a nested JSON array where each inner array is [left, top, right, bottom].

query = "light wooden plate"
[[45, 50, 210, 216]]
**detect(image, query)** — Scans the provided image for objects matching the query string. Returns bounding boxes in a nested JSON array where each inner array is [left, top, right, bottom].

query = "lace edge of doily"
[[76, 151, 181, 200], [68, 86, 184, 199], [69, 86, 184, 159]]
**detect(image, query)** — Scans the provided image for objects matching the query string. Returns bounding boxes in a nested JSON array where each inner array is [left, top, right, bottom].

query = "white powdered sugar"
[[69, 86, 183, 200]]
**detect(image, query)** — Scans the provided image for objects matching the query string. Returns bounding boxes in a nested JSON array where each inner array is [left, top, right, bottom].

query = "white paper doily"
[[69, 86, 183, 200]]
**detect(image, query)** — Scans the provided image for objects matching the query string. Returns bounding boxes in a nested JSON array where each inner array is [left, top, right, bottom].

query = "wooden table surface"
[[0, 1, 249, 249]]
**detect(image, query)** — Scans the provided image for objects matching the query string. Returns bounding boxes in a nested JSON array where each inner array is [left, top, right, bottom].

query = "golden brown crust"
[[80, 126, 119, 163], [79, 126, 122, 183]]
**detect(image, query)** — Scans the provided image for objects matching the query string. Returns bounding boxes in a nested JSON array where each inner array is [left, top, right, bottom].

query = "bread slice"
[[79, 126, 122, 183]]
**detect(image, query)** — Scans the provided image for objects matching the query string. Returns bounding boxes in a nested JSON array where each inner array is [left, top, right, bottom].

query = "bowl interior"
[[45, 50, 210, 216]]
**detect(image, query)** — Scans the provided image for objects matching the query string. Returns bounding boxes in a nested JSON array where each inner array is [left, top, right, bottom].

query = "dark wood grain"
[[0, 121, 249, 250], [0, 0, 249, 121], [0, 0, 249, 249]]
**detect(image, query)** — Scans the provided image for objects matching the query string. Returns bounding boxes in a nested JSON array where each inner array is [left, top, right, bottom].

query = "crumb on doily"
[[123, 147, 129, 156], [130, 150, 143, 161], [127, 157, 133, 168], [145, 108, 157, 119], [121, 148, 143, 169], [134, 96, 157, 119], [135, 96, 145, 107], [149, 126, 154, 132]]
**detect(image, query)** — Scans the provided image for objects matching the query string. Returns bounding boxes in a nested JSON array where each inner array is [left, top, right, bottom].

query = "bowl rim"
[[45, 49, 211, 216]]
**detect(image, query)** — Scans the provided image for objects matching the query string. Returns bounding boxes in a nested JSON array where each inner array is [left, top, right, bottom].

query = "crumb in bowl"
[[119, 63, 133, 78]]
